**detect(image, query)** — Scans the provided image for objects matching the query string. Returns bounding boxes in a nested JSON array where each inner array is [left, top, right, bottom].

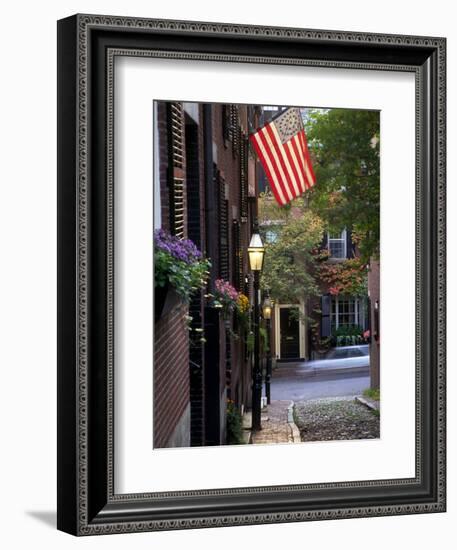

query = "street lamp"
[[248, 224, 265, 431], [262, 294, 273, 405], [262, 295, 272, 320], [248, 232, 265, 271]]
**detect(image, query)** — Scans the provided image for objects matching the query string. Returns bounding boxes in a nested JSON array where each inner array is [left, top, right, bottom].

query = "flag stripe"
[[249, 107, 316, 206], [285, 141, 306, 193], [301, 130, 316, 184], [268, 123, 301, 197], [291, 135, 309, 189], [297, 132, 314, 189], [297, 130, 315, 187], [250, 132, 286, 205], [250, 133, 285, 206], [288, 138, 307, 192], [258, 127, 292, 202], [260, 126, 294, 202], [255, 130, 289, 205]]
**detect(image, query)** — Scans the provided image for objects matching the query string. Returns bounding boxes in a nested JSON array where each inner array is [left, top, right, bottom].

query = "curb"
[[242, 429, 252, 444], [287, 401, 302, 443], [355, 396, 380, 411], [242, 411, 253, 444]]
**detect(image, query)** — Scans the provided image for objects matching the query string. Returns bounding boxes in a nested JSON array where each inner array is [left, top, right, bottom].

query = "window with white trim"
[[328, 229, 347, 259], [331, 296, 363, 330]]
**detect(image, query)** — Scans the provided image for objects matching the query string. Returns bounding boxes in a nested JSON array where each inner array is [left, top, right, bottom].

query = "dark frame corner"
[[58, 14, 446, 535]]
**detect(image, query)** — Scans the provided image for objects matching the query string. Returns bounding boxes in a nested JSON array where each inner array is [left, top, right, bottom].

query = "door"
[[280, 307, 300, 359]]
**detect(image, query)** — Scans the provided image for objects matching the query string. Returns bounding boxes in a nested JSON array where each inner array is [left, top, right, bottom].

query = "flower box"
[[154, 283, 182, 322]]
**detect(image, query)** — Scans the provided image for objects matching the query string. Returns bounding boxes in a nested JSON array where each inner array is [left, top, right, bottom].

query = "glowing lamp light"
[[248, 232, 265, 272], [262, 296, 272, 320]]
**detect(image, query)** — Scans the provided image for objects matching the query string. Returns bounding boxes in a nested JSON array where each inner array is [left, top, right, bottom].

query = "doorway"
[[280, 307, 300, 359]]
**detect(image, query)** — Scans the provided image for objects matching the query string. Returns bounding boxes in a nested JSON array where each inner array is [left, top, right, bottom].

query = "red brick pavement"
[[250, 400, 299, 445]]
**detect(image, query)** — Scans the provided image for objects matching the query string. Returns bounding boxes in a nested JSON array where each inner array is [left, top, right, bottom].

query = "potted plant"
[[332, 324, 364, 347], [154, 229, 210, 322], [211, 279, 240, 319], [235, 293, 250, 332]]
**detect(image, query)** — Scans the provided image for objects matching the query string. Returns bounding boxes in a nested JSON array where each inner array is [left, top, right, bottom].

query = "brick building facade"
[[154, 101, 261, 448]]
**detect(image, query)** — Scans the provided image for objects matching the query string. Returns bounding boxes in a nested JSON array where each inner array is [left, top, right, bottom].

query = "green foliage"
[[333, 325, 363, 337], [306, 108, 380, 261], [259, 326, 268, 354], [154, 249, 210, 303], [244, 329, 269, 354], [259, 197, 325, 303], [363, 388, 380, 401], [332, 324, 364, 346], [226, 400, 245, 445], [336, 334, 363, 347]]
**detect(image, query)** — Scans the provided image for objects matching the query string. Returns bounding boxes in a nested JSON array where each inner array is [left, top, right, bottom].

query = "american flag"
[[249, 107, 316, 206]]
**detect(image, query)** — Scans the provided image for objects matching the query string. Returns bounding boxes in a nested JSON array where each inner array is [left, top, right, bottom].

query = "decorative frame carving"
[[57, 14, 446, 535]]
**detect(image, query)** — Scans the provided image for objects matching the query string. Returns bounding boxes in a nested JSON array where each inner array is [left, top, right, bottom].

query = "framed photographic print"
[[57, 14, 446, 535]]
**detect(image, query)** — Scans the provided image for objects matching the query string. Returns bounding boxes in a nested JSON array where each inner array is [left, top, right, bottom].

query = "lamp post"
[[248, 224, 265, 431], [262, 294, 273, 405]]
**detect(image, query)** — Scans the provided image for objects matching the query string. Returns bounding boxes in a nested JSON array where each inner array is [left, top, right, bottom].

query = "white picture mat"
[[114, 56, 416, 494]]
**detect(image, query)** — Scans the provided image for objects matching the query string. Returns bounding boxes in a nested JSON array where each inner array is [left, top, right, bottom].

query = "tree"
[[259, 194, 324, 304], [305, 108, 380, 261]]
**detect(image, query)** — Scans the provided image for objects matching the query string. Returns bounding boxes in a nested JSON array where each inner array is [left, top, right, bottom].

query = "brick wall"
[[211, 104, 252, 411], [154, 101, 256, 447], [153, 303, 190, 448], [154, 101, 190, 448]]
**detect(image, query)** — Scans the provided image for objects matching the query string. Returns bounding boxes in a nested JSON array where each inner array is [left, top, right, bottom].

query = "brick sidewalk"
[[250, 400, 300, 445]]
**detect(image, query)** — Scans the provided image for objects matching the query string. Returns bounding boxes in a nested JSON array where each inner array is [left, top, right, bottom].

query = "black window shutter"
[[232, 220, 243, 291], [346, 228, 355, 258], [321, 294, 332, 337], [321, 231, 328, 250], [218, 173, 229, 280], [222, 105, 231, 144], [231, 105, 239, 157], [239, 133, 248, 221], [167, 102, 185, 238]]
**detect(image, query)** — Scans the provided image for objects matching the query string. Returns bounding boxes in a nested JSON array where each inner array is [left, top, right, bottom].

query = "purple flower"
[[154, 229, 203, 264]]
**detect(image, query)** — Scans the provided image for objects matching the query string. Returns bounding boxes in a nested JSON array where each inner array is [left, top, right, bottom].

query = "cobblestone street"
[[294, 396, 380, 442], [248, 396, 379, 445]]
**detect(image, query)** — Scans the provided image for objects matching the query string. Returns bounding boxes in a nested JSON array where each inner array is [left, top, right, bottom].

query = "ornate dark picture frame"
[[57, 14, 446, 535]]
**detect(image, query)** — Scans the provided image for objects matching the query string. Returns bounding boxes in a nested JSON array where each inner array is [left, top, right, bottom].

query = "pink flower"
[[215, 279, 239, 302], [363, 330, 370, 339], [329, 286, 340, 296]]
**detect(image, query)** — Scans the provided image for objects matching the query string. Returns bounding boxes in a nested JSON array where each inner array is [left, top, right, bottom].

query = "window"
[[222, 104, 231, 144], [328, 229, 346, 258], [265, 229, 278, 243], [331, 297, 363, 330]]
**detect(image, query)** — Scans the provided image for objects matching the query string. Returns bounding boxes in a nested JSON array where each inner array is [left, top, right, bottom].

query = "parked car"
[[306, 345, 369, 370]]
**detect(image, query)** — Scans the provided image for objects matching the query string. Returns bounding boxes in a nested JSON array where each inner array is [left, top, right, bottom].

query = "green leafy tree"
[[259, 195, 324, 303], [305, 108, 380, 261]]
